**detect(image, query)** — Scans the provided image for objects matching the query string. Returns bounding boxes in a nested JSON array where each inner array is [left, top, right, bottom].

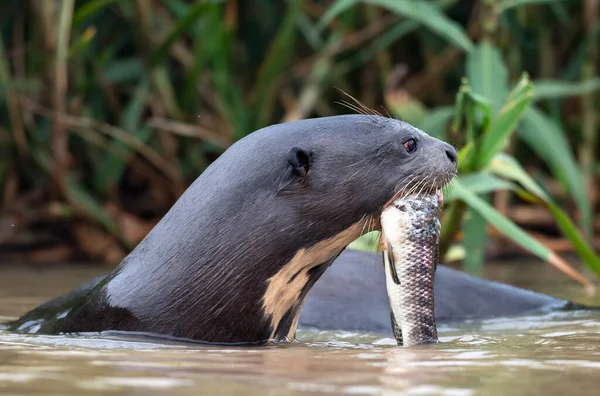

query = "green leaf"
[[0, 152, 7, 188], [466, 42, 509, 113], [182, 22, 209, 112], [94, 127, 154, 196], [387, 96, 428, 126], [461, 208, 487, 276], [69, 26, 96, 58], [102, 59, 144, 84], [452, 178, 549, 260], [65, 178, 120, 236], [318, 0, 356, 29], [488, 153, 549, 200], [159, 0, 193, 19], [319, 0, 473, 52], [465, 94, 476, 146], [348, 231, 381, 252], [333, 0, 461, 74], [451, 82, 467, 132], [477, 74, 533, 167], [94, 80, 152, 195], [444, 173, 512, 201], [532, 78, 600, 101], [150, 3, 209, 67], [465, 89, 493, 126], [519, 107, 592, 237], [489, 153, 600, 278], [297, 13, 325, 51], [499, 0, 569, 12], [544, 203, 600, 279], [417, 106, 454, 139], [72, 0, 121, 26], [204, 4, 249, 139], [451, 178, 593, 289], [252, 0, 303, 129]]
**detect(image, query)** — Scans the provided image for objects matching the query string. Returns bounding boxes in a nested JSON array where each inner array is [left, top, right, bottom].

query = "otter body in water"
[[299, 249, 572, 335], [7, 115, 457, 344]]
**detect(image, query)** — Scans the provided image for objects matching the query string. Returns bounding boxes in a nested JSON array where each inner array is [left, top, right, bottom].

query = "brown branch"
[[148, 117, 232, 149], [19, 97, 183, 184]]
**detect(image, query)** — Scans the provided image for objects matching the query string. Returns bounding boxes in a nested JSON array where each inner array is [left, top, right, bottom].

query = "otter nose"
[[445, 147, 457, 164], [440, 140, 458, 166]]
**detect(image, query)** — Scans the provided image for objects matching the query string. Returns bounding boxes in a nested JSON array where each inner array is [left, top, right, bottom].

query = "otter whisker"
[[334, 88, 381, 122], [381, 106, 394, 120], [343, 157, 369, 168], [336, 100, 372, 118], [358, 214, 371, 237], [406, 175, 427, 197], [338, 88, 381, 117], [416, 172, 432, 197], [336, 100, 370, 116]]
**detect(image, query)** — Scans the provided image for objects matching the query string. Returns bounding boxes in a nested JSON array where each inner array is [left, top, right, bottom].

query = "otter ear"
[[277, 147, 313, 194], [287, 147, 312, 178]]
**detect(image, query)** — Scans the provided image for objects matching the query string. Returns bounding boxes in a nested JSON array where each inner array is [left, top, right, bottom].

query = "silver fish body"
[[381, 193, 440, 346]]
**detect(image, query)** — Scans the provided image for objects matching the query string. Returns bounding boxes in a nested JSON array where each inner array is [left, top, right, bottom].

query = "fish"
[[380, 192, 441, 346]]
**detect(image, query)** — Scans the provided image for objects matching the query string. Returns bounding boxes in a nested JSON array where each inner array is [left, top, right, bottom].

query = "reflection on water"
[[2, 260, 600, 395]]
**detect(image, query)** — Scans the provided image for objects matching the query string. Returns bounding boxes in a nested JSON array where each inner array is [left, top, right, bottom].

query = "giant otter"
[[7, 115, 458, 344], [5, 115, 584, 343]]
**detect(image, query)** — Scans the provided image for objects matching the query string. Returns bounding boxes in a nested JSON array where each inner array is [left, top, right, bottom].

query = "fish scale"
[[381, 193, 440, 346]]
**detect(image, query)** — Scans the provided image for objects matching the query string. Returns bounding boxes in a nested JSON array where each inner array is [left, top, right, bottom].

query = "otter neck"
[[262, 216, 375, 340]]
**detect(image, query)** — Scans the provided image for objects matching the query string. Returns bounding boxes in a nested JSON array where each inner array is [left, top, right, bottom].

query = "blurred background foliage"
[[0, 0, 598, 286]]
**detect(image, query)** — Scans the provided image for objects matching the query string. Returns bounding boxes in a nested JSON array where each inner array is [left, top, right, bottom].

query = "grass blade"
[[252, 0, 302, 129], [318, 0, 357, 30], [532, 78, 600, 101], [489, 153, 600, 279], [477, 74, 533, 168], [348, 231, 381, 252], [0, 30, 27, 157], [65, 178, 120, 237], [333, 0, 461, 74], [499, 0, 569, 12], [519, 107, 592, 237], [320, 0, 473, 52], [444, 173, 513, 200], [417, 106, 454, 139], [72, 0, 121, 26], [149, 3, 209, 67], [466, 41, 509, 112], [94, 79, 152, 195], [363, 0, 473, 52], [461, 208, 487, 275], [452, 178, 594, 292]]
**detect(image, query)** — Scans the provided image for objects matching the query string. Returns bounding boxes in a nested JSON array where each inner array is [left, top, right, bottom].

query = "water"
[[2, 260, 600, 395]]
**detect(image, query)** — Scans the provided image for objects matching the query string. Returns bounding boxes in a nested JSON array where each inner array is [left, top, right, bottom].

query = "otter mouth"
[[382, 170, 457, 210], [383, 188, 445, 210]]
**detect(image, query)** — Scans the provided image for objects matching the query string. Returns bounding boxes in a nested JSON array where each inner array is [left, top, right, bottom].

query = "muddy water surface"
[[2, 259, 600, 395]]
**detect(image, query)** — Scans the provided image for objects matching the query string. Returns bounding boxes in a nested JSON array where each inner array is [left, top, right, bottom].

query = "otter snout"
[[411, 135, 458, 196], [442, 142, 458, 165], [431, 140, 458, 168], [430, 139, 458, 173]]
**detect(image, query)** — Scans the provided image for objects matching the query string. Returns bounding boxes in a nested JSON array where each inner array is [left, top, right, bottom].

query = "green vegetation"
[[0, 0, 598, 287]]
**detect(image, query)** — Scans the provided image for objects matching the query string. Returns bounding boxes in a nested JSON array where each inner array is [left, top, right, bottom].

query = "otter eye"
[[403, 138, 417, 153]]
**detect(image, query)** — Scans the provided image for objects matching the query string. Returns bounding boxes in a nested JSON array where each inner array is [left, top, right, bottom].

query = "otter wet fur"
[[381, 193, 441, 346], [7, 114, 457, 344]]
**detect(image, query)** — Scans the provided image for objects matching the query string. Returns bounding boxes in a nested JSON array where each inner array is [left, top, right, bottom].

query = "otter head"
[[274, 114, 457, 229]]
